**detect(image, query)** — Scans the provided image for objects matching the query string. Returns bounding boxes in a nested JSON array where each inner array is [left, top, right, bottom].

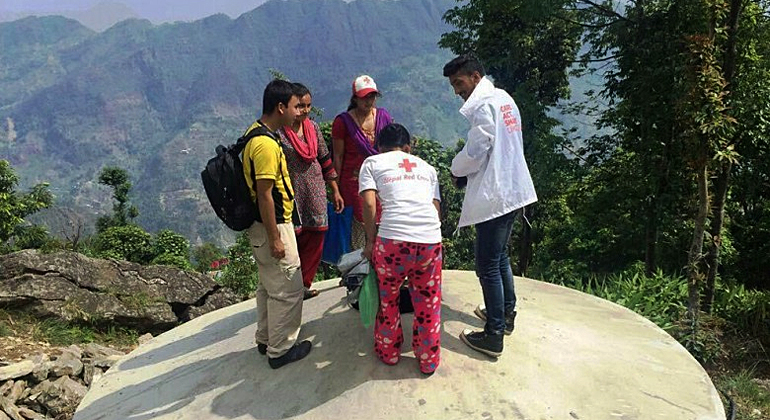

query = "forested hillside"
[[0, 0, 462, 243]]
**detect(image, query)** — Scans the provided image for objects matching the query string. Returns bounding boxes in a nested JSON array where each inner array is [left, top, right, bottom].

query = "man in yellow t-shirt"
[[243, 79, 310, 369]]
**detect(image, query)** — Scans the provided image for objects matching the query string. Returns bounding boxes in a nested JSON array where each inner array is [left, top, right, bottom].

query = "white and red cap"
[[352, 75, 378, 97]]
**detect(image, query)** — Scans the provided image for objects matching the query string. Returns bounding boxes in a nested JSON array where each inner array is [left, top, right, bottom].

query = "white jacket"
[[451, 77, 537, 227]]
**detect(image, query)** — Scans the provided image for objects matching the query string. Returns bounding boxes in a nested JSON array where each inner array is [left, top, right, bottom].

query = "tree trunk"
[[702, 0, 742, 313], [516, 205, 533, 276], [703, 161, 731, 313], [687, 162, 710, 321], [644, 201, 657, 276]]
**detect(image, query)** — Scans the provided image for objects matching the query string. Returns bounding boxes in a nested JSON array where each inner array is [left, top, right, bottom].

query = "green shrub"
[[153, 229, 190, 259], [713, 283, 770, 336], [555, 269, 688, 331], [217, 232, 259, 298], [192, 242, 223, 273], [151, 252, 192, 270], [94, 225, 152, 263]]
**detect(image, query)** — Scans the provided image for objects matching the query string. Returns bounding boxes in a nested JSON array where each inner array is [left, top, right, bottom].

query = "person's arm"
[[433, 199, 441, 219], [328, 179, 344, 213], [361, 189, 378, 261], [316, 121, 345, 213], [331, 117, 346, 182], [451, 103, 495, 177], [255, 179, 284, 260]]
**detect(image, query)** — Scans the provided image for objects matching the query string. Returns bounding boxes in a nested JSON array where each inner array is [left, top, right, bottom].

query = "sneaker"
[[474, 304, 516, 335], [268, 340, 312, 369], [460, 329, 503, 357], [257, 343, 267, 355]]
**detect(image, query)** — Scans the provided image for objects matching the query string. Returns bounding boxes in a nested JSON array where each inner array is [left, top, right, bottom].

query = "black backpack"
[[201, 125, 276, 231]]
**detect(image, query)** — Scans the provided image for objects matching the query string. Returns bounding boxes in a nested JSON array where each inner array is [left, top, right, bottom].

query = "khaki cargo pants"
[[247, 221, 304, 358]]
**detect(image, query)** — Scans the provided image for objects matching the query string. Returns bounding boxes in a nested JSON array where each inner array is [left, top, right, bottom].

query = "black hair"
[[262, 79, 296, 114], [442, 54, 486, 78], [346, 93, 382, 111], [376, 123, 411, 151], [293, 82, 311, 98]]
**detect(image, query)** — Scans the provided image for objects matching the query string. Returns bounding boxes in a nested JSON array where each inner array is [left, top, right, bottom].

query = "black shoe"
[[474, 304, 516, 335], [460, 329, 503, 357], [257, 343, 267, 355], [268, 340, 312, 369]]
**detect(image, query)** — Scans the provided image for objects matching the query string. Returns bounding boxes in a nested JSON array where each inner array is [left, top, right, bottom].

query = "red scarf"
[[283, 119, 318, 163]]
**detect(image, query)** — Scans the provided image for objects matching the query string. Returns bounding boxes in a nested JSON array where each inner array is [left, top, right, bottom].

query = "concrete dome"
[[74, 270, 725, 420]]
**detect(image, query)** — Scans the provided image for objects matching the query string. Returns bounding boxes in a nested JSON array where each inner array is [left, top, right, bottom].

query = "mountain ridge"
[[0, 0, 464, 244]]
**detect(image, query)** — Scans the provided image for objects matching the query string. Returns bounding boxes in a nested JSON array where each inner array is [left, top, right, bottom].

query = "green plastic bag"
[[359, 269, 379, 328]]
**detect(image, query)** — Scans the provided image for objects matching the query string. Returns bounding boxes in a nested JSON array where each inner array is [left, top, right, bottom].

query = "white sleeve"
[[358, 158, 377, 194], [450, 103, 495, 177], [431, 167, 441, 202]]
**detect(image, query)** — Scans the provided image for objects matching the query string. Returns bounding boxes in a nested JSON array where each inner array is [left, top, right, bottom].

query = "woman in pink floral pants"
[[358, 123, 443, 375]]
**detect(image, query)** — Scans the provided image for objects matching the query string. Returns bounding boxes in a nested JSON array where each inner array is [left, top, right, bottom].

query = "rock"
[[5, 381, 25, 404], [0, 250, 240, 333], [184, 288, 241, 321], [49, 349, 83, 378], [137, 333, 154, 346], [81, 343, 123, 360], [92, 355, 121, 369], [0, 396, 24, 420], [81, 363, 94, 387], [61, 345, 82, 360], [28, 355, 50, 383], [32, 377, 87, 417], [0, 406, 9, 420], [0, 381, 13, 397], [16, 407, 44, 420], [0, 361, 34, 382]]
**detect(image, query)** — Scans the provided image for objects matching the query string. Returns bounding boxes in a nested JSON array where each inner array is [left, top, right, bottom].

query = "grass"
[[714, 369, 770, 419], [0, 320, 12, 337], [0, 309, 139, 349]]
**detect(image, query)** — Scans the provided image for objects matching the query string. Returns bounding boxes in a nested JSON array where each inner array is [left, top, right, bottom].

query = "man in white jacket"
[[444, 54, 537, 357]]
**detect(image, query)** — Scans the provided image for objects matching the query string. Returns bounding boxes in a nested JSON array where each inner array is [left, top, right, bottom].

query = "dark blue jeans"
[[475, 211, 517, 335]]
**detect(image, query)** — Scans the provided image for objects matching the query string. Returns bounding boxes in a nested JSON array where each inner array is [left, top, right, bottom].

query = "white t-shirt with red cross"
[[358, 150, 441, 244]]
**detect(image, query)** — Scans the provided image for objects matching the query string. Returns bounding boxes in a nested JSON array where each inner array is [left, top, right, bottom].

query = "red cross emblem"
[[399, 159, 417, 172]]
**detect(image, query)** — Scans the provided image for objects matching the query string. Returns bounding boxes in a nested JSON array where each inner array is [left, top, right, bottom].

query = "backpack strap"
[[242, 123, 300, 225]]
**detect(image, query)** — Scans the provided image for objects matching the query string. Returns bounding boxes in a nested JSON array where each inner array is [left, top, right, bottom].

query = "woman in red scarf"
[[332, 75, 393, 249], [279, 83, 344, 299]]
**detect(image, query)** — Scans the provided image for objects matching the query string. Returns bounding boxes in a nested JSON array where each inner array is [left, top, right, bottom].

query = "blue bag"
[[322, 204, 353, 264]]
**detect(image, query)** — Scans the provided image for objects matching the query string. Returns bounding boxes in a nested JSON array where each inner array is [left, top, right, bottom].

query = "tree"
[[192, 242, 224, 273], [440, 0, 583, 274], [0, 160, 53, 249], [96, 166, 139, 232]]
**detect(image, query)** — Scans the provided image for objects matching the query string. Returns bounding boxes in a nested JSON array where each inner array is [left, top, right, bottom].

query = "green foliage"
[[411, 137, 475, 270], [713, 282, 770, 335], [0, 320, 11, 337], [192, 242, 223, 273], [151, 253, 192, 270], [556, 268, 688, 331], [153, 229, 190, 259], [217, 232, 259, 298], [0, 160, 53, 249], [33, 318, 96, 346], [715, 370, 770, 420], [94, 224, 153, 264], [96, 166, 139, 232]]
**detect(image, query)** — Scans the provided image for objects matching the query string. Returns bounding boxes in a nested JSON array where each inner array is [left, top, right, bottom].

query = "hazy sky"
[[0, 0, 272, 22]]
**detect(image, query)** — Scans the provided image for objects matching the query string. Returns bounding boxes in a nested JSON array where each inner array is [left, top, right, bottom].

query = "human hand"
[[362, 241, 374, 262], [452, 175, 467, 189], [332, 192, 345, 214], [269, 237, 285, 260]]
